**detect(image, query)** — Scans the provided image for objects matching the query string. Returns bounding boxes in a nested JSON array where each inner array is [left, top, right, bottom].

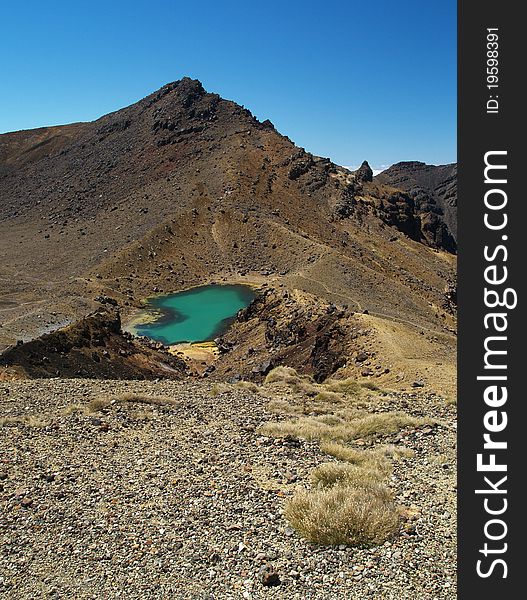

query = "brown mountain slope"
[[0, 123, 87, 176], [0, 78, 456, 390], [375, 161, 457, 251]]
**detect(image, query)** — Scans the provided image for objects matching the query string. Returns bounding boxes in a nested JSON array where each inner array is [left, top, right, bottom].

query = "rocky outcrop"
[[375, 161, 457, 252], [213, 288, 366, 383], [0, 309, 187, 380], [354, 160, 373, 183]]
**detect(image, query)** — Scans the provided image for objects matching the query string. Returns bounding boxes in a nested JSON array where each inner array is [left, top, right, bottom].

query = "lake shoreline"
[[125, 283, 257, 346]]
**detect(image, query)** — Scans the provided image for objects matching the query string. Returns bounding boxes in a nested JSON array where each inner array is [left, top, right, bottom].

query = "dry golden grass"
[[264, 366, 303, 385], [210, 383, 232, 396], [264, 369, 385, 415], [267, 394, 344, 417], [264, 366, 318, 396], [310, 462, 383, 489], [0, 415, 49, 428], [313, 391, 343, 405], [380, 444, 415, 460], [284, 483, 400, 546], [258, 365, 424, 547], [326, 378, 362, 396], [259, 411, 431, 442], [262, 369, 388, 419], [361, 381, 381, 391], [62, 403, 86, 416], [88, 397, 111, 412], [260, 419, 321, 440], [319, 442, 392, 475], [267, 398, 298, 414], [235, 380, 261, 393], [320, 440, 367, 462], [343, 412, 429, 438], [326, 378, 382, 395]]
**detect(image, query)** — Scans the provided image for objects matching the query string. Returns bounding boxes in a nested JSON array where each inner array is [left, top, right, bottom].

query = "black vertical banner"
[[458, 1, 523, 597]]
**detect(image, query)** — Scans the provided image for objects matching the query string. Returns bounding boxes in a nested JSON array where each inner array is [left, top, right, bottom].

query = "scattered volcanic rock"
[[0, 309, 186, 380], [0, 377, 457, 598]]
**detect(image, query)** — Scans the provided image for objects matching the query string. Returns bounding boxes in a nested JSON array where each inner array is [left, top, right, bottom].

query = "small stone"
[[258, 564, 281, 587]]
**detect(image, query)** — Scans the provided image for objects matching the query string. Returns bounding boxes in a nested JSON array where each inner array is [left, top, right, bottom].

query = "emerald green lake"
[[132, 284, 255, 345]]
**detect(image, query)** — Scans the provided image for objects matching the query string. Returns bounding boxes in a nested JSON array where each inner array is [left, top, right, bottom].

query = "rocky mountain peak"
[[355, 160, 373, 182]]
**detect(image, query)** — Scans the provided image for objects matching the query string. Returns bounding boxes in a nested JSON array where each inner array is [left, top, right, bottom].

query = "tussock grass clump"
[[326, 378, 383, 395], [259, 411, 431, 442], [284, 484, 400, 546], [380, 444, 415, 460], [259, 364, 421, 548], [266, 398, 323, 416], [235, 380, 261, 393], [62, 404, 87, 416], [264, 366, 302, 385], [267, 394, 344, 417], [0, 415, 49, 428], [259, 418, 332, 440], [88, 397, 111, 412], [343, 412, 429, 438], [320, 442, 392, 475], [313, 391, 343, 405], [264, 366, 318, 396], [326, 378, 362, 396], [310, 462, 382, 489], [267, 398, 296, 414], [320, 441, 367, 462], [210, 383, 233, 396], [315, 414, 346, 426]]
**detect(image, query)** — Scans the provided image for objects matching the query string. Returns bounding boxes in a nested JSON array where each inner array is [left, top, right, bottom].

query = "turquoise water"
[[133, 284, 255, 345]]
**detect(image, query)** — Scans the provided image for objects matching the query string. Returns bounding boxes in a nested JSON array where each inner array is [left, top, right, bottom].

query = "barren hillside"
[[0, 79, 458, 599], [0, 78, 455, 392]]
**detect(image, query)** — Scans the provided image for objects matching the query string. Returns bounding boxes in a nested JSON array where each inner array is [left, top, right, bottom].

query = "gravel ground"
[[0, 379, 456, 599]]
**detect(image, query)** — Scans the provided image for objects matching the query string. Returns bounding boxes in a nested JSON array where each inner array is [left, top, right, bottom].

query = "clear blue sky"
[[0, 0, 456, 168]]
